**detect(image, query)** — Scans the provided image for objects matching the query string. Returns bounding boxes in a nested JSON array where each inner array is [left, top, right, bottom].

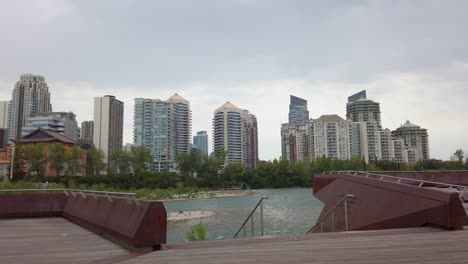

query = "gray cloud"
[[1, 0, 468, 160]]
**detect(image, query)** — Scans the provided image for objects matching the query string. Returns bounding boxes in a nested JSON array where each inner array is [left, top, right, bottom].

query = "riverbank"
[[0, 181, 255, 201], [168, 210, 216, 223], [166, 190, 254, 201]]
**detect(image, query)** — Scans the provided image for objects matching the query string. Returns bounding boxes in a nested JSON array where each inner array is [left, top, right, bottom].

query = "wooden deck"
[[2, 218, 468, 263], [120, 227, 468, 264], [0, 218, 139, 264]]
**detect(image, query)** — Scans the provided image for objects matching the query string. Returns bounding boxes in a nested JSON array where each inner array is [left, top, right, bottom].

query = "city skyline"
[[1, 1, 467, 160]]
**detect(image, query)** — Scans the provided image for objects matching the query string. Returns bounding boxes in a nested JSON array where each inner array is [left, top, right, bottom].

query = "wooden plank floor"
[[0, 218, 138, 264], [2, 218, 468, 263], [118, 227, 468, 264]]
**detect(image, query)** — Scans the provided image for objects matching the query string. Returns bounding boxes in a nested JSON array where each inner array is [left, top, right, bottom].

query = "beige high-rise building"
[[213, 102, 258, 168], [0, 101, 9, 148], [93, 95, 124, 170], [7, 74, 52, 142], [0, 101, 8, 129], [281, 114, 352, 163], [392, 121, 429, 161]]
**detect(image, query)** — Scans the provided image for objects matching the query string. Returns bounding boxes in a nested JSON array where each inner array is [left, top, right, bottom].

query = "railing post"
[[260, 201, 264, 236], [344, 199, 349, 231], [251, 214, 254, 237]]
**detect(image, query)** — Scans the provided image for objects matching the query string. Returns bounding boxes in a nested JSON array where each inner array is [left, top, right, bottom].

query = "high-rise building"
[[0, 101, 9, 148], [213, 102, 259, 168], [348, 90, 367, 103], [288, 95, 309, 125], [0, 101, 8, 129], [133, 94, 191, 172], [213, 102, 244, 165], [93, 95, 124, 169], [313, 115, 352, 160], [380, 128, 394, 162], [281, 123, 299, 162], [193, 131, 208, 156], [281, 114, 352, 163], [346, 90, 381, 127], [7, 74, 52, 142], [392, 121, 430, 161], [346, 91, 382, 163], [80, 121, 94, 145], [22, 112, 79, 141], [242, 110, 259, 169], [351, 122, 382, 163]]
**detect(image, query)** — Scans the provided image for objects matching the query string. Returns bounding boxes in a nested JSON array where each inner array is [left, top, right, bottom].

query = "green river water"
[[164, 188, 323, 243]]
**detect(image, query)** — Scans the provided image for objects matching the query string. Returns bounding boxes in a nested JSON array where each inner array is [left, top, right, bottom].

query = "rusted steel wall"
[[62, 195, 167, 248], [0, 193, 167, 249], [312, 173, 467, 233], [0, 193, 67, 218]]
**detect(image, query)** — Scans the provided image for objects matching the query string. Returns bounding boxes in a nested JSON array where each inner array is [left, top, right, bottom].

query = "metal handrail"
[[324, 171, 468, 191], [0, 188, 136, 197], [307, 194, 354, 234], [233, 196, 268, 238]]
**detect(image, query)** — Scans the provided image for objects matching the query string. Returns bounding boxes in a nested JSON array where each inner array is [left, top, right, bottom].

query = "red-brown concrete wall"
[[62, 195, 167, 248], [312, 173, 467, 233], [0, 193, 167, 249], [0, 193, 67, 218]]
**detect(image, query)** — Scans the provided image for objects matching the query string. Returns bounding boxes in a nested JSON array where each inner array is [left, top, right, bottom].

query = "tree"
[[452, 149, 465, 163], [10, 144, 27, 182], [64, 145, 83, 176], [131, 146, 152, 174], [109, 149, 132, 174], [87, 147, 106, 175], [22, 143, 47, 176], [222, 162, 243, 187], [48, 143, 66, 176]]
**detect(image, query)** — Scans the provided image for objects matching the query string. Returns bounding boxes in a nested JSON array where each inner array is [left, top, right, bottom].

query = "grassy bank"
[[0, 181, 206, 200]]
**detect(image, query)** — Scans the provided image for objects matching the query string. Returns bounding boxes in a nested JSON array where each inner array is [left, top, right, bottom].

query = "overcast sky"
[[1, 0, 467, 161]]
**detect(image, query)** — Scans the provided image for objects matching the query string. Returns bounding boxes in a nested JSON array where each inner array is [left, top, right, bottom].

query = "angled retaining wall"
[[0, 193, 166, 249], [312, 173, 467, 233]]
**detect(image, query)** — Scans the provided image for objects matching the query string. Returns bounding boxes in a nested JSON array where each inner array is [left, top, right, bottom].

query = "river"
[[164, 188, 324, 243]]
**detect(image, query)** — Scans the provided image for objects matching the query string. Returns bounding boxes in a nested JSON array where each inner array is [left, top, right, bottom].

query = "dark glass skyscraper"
[[288, 95, 309, 124]]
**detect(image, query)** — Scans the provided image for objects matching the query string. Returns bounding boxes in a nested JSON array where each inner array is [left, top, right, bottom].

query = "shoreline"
[[167, 210, 216, 223], [162, 190, 255, 202]]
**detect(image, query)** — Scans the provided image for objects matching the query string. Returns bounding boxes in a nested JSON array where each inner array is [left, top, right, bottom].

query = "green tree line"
[[13, 144, 468, 190]]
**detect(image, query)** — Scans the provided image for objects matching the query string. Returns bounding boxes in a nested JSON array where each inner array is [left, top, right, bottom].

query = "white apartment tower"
[[133, 94, 191, 172], [213, 102, 244, 165], [392, 121, 429, 161], [7, 74, 52, 142], [93, 95, 124, 168], [346, 91, 382, 163], [213, 102, 259, 168], [281, 114, 352, 163]]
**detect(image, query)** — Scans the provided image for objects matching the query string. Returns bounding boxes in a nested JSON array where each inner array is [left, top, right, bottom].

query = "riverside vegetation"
[[3, 144, 468, 200]]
